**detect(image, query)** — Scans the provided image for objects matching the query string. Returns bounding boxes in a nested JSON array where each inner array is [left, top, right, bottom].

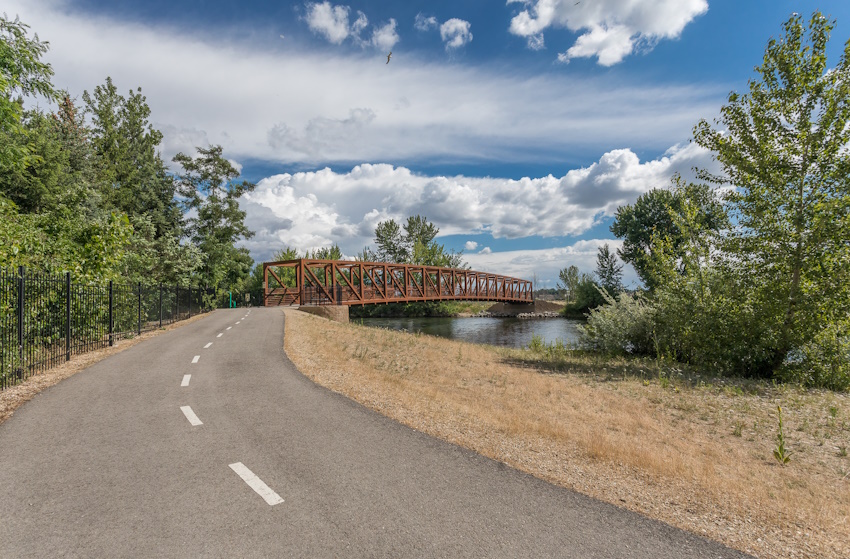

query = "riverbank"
[[283, 308, 849, 559]]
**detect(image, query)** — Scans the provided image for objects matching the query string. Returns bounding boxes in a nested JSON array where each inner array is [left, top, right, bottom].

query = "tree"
[[83, 78, 181, 239], [311, 244, 342, 260], [595, 244, 623, 296], [557, 265, 580, 301], [611, 179, 727, 290], [1, 14, 56, 174], [694, 11, 850, 373], [372, 215, 466, 268], [174, 145, 255, 291]]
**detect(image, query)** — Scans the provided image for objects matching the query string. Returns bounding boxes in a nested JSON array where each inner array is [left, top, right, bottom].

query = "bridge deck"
[[263, 259, 533, 307]]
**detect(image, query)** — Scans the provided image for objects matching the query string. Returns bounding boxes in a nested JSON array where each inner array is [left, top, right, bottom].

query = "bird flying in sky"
[[386, 52, 392, 64]]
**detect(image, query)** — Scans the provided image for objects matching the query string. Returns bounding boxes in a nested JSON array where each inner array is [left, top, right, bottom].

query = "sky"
[[8, 0, 850, 288]]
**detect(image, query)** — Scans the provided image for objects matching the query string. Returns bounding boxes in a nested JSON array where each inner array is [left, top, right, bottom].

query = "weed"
[[527, 333, 545, 353], [838, 446, 847, 458], [732, 421, 744, 437], [828, 405, 839, 418], [659, 372, 670, 389], [773, 406, 792, 466]]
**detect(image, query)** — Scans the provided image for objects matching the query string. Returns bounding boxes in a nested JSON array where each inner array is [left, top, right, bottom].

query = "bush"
[[779, 322, 850, 391], [579, 289, 656, 355]]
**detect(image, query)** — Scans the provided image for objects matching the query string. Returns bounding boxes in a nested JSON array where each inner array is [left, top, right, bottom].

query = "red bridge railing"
[[263, 259, 533, 307]]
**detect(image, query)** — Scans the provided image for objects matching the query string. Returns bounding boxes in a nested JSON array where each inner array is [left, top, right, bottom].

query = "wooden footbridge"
[[263, 259, 533, 307]]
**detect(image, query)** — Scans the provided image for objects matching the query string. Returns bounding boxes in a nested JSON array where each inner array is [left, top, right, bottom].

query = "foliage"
[[773, 406, 792, 465], [83, 78, 182, 239], [372, 215, 466, 268], [778, 321, 850, 391], [594, 243, 623, 296], [173, 145, 255, 291], [120, 214, 202, 287], [557, 265, 580, 302], [580, 290, 656, 355], [0, 14, 56, 174], [610, 179, 728, 290], [311, 244, 342, 260], [694, 11, 850, 374]]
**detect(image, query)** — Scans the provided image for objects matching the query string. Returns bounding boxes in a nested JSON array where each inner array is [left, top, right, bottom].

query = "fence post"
[[175, 286, 179, 321], [65, 272, 71, 362], [108, 280, 114, 347], [137, 282, 142, 336], [17, 266, 24, 374], [189, 287, 193, 318], [159, 283, 163, 328]]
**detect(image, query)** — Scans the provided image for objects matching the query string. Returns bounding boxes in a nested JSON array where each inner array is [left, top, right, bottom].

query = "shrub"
[[779, 322, 850, 391], [579, 289, 656, 355]]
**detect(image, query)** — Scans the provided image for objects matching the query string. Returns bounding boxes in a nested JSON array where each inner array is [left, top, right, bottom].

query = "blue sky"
[[11, 0, 850, 287]]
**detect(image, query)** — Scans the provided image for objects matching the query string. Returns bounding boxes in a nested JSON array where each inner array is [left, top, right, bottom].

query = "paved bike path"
[[0, 308, 750, 558]]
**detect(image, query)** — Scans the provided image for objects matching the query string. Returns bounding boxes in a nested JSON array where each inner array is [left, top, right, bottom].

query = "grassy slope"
[[283, 309, 850, 559]]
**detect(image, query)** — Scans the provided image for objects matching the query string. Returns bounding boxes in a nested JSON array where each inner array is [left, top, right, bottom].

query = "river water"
[[359, 317, 584, 349]]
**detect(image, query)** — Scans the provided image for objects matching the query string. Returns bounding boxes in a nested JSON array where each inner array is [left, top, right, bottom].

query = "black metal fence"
[[1, 266, 210, 391]]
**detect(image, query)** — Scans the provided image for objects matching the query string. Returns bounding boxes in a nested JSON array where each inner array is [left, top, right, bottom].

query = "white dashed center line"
[[229, 462, 284, 506], [180, 406, 203, 426], [191, 355, 200, 364], [203, 342, 212, 349], [236, 321, 241, 324], [181, 374, 191, 387], [226, 327, 232, 330], [217, 333, 223, 338]]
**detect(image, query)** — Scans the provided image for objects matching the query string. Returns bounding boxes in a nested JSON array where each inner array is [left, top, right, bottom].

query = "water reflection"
[[359, 317, 583, 349]]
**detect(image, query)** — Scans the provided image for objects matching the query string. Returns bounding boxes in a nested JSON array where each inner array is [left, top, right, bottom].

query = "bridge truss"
[[263, 259, 533, 307]]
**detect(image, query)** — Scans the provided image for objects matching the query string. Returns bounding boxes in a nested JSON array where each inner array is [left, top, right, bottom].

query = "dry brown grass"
[[283, 308, 850, 559], [0, 313, 210, 426]]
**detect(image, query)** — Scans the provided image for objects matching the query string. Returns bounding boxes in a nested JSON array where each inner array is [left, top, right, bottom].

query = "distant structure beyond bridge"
[[263, 259, 533, 307]]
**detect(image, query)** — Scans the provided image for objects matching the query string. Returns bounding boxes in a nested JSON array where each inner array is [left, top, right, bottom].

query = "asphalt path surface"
[[0, 308, 752, 558]]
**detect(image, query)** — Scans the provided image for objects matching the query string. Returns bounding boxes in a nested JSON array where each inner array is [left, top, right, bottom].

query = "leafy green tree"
[[595, 243, 623, 296], [373, 215, 466, 267], [374, 219, 406, 263], [1, 14, 56, 174], [557, 265, 580, 301], [311, 244, 343, 260], [694, 11, 850, 374], [120, 215, 202, 286], [611, 179, 727, 290], [174, 145, 255, 292]]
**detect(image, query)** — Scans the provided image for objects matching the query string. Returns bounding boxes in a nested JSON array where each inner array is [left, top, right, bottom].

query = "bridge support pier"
[[298, 305, 350, 323]]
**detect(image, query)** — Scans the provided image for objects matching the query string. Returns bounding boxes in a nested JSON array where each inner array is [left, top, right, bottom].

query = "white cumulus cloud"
[[440, 18, 473, 50], [239, 142, 716, 266], [304, 1, 396, 49], [508, 0, 708, 65], [464, 241, 479, 251], [305, 1, 353, 44]]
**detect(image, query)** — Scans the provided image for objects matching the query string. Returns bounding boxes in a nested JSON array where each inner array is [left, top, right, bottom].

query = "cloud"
[[239, 142, 716, 266], [304, 1, 395, 49], [414, 13, 438, 32], [440, 18, 473, 50], [478, 247, 492, 254], [371, 18, 399, 51], [508, 0, 708, 65], [464, 239, 634, 286], [305, 1, 353, 44], [7, 0, 723, 166]]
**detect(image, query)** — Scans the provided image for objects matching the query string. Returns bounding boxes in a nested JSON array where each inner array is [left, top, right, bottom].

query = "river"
[[358, 316, 584, 349]]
